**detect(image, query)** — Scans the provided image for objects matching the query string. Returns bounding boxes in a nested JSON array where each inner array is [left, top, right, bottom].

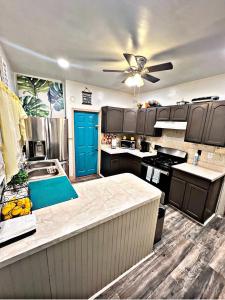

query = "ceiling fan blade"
[[123, 53, 138, 68], [103, 69, 125, 72], [146, 62, 173, 73], [142, 74, 160, 83]]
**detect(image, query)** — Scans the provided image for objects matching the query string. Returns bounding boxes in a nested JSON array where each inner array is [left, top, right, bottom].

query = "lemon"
[[20, 208, 30, 216], [17, 199, 26, 207], [11, 206, 22, 216], [4, 213, 12, 220], [2, 203, 15, 215]]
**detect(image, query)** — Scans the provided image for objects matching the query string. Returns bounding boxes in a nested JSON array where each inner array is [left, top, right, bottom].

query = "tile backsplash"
[[141, 129, 225, 172], [101, 130, 225, 172]]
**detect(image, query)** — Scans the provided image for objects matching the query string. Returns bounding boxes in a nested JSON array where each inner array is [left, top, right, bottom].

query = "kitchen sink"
[[28, 161, 56, 169], [28, 167, 59, 180]]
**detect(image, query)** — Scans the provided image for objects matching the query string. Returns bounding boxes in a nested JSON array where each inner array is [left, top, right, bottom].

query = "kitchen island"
[[0, 173, 161, 299]]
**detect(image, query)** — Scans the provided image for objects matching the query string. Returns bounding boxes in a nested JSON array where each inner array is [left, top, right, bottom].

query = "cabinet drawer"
[[172, 169, 210, 190]]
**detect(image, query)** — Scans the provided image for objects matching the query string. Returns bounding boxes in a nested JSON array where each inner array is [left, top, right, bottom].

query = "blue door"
[[74, 112, 98, 177]]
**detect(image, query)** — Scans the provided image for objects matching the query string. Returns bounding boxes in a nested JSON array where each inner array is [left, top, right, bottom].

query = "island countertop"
[[0, 173, 161, 269]]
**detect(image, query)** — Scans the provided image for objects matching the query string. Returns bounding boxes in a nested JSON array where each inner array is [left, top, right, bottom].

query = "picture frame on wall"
[[82, 87, 92, 105], [16, 74, 65, 118]]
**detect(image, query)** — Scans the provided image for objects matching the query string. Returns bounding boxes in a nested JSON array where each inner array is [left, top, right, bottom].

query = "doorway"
[[74, 111, 98, 177]]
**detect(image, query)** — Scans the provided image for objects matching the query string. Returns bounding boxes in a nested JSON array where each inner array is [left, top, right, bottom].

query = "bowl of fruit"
[[1, 197, 32, 221]]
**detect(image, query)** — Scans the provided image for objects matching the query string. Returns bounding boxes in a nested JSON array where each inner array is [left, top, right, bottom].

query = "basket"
[[0, 183, 32, 222]]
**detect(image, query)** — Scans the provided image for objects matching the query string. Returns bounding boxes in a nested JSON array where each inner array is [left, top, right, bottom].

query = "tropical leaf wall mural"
[[17, 75, 65, 118]]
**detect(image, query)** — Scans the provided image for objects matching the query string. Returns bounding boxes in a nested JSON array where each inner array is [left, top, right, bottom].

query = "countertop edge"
[[172, 164, 225, 182], [0, 192, 161, 269], [101, 147, 156, 158]]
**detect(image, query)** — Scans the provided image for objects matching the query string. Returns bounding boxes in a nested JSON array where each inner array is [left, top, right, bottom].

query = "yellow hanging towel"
[[0, 81, 27, 182]]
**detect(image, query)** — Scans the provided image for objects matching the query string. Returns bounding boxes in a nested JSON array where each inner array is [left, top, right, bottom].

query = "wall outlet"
[[207, 152, 214, 159]]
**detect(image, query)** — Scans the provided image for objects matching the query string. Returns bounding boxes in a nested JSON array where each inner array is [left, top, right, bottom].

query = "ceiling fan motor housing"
[[135, 55, 147, 70]]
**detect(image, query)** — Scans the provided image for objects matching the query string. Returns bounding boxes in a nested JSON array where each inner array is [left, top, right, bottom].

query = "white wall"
[[140, 73, 225, 106], [0, 44, 15, 91], [65, 80, 134, 177]]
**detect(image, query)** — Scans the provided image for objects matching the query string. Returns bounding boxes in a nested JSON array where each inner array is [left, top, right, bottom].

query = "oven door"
[[141, 162, 171, 204]]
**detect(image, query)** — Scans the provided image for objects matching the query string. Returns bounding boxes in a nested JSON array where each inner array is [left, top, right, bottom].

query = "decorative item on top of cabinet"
[[101, 106, 124, 133], [145, 108, 162, 137], [202, 100, 225, 147], [169, 169, 223, 223], [123, 109, 137, 133], [185, 102, 209, 143], [145, 100, 162, 108], [170, 105, 189, 121], [136, 109, 146, 134], [156, 106, 171, 121]]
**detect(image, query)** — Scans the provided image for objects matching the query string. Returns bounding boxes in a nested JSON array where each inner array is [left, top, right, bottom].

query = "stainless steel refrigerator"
[[25, 117, 69, 174]]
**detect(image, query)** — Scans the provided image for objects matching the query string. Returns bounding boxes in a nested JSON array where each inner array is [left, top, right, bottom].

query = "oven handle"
[[141, 162, 170, 176]]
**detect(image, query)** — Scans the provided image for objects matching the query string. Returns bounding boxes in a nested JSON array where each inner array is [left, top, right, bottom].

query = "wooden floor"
[[96, 206, 225, 299]]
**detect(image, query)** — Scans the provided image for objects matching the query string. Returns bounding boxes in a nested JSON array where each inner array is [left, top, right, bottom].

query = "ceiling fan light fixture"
[[125, 73, 144, 87]]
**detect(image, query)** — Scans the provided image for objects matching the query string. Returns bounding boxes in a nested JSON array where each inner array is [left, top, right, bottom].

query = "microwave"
[[121, 140, 136, 149]]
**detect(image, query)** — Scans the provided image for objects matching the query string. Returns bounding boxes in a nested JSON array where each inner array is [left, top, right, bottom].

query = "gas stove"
[[143, 146, 187, 171], [143, 154, 185, 172], [141, 146, 187, 204]]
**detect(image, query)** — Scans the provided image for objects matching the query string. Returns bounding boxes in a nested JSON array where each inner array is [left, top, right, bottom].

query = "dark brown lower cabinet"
[[169, 169, 223, 223], [101, 151, 142, 178], [182, 183, 208, 221], [169, 177, 186, 209]]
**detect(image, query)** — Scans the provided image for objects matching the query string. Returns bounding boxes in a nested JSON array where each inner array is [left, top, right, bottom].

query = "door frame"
[[71, 108, 101, 181]]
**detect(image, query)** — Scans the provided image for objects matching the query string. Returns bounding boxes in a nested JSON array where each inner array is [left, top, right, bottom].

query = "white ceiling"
[[1, 0, 225, 94]]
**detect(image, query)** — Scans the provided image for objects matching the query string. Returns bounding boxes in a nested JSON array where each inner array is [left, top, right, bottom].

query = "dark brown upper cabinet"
[[170, 105, 189, 121], [145, 108, 162, 136], [101, 106, 124, 133], [202, 100, 225, 147], [136, 109, 146, 134], [123, 109, 137, 133], [185, 102, 209, 143], [156, 106, 171, 121]]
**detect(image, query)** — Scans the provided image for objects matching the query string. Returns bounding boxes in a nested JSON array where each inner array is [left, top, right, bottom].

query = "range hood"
[[154, 121, 187, 130]]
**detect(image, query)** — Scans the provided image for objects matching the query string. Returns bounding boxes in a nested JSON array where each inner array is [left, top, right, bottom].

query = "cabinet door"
[[144, 108, 162, 136], [110, 157, 121, 175], [136, 109, 146, 134], [170, 105, 189, 121], [202, 100, 225, 146], [102, 107, 124, 133], [185, 103, 209, 143], [182, 183, 208, 222], [123, 109, 137, 133], [127, 156, 141, 177], [156, 107, 171, 121], [169, 177, 186, 209]]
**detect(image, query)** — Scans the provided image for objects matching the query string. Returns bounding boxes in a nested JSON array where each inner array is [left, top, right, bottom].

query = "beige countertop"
[[0, 173, 161, 269], [172, 163, 225, 182], [101, 145, 156, 158]]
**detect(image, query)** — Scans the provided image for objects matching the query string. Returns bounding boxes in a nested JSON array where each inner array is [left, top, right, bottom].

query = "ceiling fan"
[[103, 53, 173, 87]]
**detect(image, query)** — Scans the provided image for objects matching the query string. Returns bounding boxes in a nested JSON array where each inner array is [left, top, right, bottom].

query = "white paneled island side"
[[0, 173, 161, 299]]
